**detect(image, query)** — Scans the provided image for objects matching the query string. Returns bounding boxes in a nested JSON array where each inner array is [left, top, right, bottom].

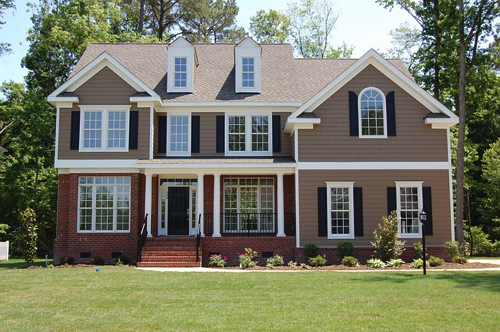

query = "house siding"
[[298, 65, 448, 162], [298, 169, 452, 247]]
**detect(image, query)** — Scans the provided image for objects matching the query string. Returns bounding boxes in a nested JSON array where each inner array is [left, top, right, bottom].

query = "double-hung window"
[[167, 115, 190, 156], [326, 182, 354, 239], [78, 176, 131, 232], [395, 181, 423, 238], [226, 114, 271, 155], [174, 57, 187, 88], [80, 105, 130, 152], [242, 57, 255, 88], [358, 87, 387, 138]]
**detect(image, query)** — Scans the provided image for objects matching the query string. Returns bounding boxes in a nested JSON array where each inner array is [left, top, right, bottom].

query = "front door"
[[167, 187, 190, 235]]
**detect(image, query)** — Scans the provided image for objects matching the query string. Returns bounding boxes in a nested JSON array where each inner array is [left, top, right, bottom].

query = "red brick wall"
[[151, 175, 158, 237], [283, 174, 295, 236], [203, 175, 214, 236], [54, 173, 142, 265]]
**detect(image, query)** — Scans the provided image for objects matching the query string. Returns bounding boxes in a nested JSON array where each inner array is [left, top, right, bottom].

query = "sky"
[[0, 0, 415, 85]]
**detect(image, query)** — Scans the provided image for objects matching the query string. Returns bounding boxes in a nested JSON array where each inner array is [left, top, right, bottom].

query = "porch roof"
[[137, 157, 296, 171]]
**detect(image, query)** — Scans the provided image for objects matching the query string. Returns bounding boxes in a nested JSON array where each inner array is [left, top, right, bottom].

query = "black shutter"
[[349, 91, 359, 136], [191, 115, 200, 153], [387, 187, 397, 215], [354, 187, 363, 237], [158, 115, 167, 154], [318, 187, 327, 237], [70, 111, 80, 150], [423, 187, 433, 235], [272, 115, 281, 153], [386, 91, 396, 136], [216, 115, 224, 153], [129, 111, 139, 150]]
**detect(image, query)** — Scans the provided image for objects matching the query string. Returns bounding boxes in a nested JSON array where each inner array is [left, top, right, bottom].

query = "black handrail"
[[196, 214, 201, 262], [138, 213, 148, 263]]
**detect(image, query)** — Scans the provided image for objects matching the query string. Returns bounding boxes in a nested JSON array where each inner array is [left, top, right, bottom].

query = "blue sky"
[[0, 0, 413, 85]]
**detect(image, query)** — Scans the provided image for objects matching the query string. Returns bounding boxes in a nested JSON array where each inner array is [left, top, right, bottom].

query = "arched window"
[[359, 87, 387, 137]]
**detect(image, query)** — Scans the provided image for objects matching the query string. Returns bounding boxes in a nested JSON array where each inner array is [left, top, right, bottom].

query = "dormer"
[[167, 37, 197, 93], [235, 37, 262, 93]]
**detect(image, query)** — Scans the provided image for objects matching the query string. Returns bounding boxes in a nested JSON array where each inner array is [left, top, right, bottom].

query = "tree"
[[385, 22, 423, 74], [14, 208, 38, 265], [0, 0, 15, 56], [481, 139, 500, 239], [249, 9, 290, 43], [178, 0, 245, 43]]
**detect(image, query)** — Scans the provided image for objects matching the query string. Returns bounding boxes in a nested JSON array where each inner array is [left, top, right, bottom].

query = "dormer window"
[[174, 57, 187, 88], [167, 37, 196, 93], [235, 37, 261, 93]]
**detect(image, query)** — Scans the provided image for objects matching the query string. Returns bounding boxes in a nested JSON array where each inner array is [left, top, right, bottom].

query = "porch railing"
[[137, 213, 148, 263], [222, 213, 276, 234]]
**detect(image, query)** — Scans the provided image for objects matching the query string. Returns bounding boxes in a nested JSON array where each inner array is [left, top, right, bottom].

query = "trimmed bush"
[[118, 255, 131, 265], [239, 248, 258, 269], [308, 255, 327, 267], [452, 256, 468, 264], [208, 254, 227, 268], [303, 244, 320, 258], [413, 242, 423, 260], [341, 256, 359, 267], [266, 254, 284, 267], [337, 242, 354, 259], [411, 258, 428, 269], [428, 256, 445, 267], [59, 256, 75, 265], [371, 211, 405, 261], [492, 241, 500, 257], [90, 256, 105, 265]]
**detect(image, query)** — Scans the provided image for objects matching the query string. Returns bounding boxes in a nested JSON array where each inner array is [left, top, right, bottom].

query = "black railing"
[[196, 214, 201, 262], [222, 213, 276, 234], [137, 213, 148, 263]]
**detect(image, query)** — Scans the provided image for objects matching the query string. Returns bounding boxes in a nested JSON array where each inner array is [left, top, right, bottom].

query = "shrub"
[[266, 254, 284, 267], [367, 258, 386, 268], [239, 248, 258, 269], [90, 256, 105, 265], [492, 241, 500, 257], [452, 256, 468, 264], [428, 256, 445, 267], [303, 244, 320, 258], [208, 254, 227, 268], [341, 256, 359, 267], [59, 256, 75, 265], [386, 258, 405, 267], [413, 242, 423, 260], [308, 255, 327, 267], [15, 208, 38, 265], [371, 211, 405, 262], [411, 258, 428, 269], [288, 261, 298, 268], [118, 255, 131, 265], [444, 241, 460, 258], [0, 224, 9, 242], [337, 242, 354, 259], [467, 226, 493, 256]]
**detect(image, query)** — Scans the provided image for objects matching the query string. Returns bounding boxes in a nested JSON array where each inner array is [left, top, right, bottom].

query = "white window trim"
[[77, 176, 131, 233], [225, 113, 272, 156], [173, 57, 188, 88], [241, 57, 255, 88], [79, 105, 131, 152], [167, 46, 194, 93], [235, 47, 261, 93], [326, 181, 355, 239], [395, 181, 424, 238], [358, 87, 387, 139], [166, 113, 191, 157]]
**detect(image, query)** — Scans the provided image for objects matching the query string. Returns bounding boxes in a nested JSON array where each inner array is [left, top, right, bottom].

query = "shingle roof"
[[71, 43, 412, 104], [425, 113, 450, 119]]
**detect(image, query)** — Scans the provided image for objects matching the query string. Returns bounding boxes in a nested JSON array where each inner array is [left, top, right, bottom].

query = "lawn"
[[1, 262, 499, 331]]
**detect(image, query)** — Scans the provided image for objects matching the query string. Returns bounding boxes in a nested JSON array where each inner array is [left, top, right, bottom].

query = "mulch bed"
[[220, 262, 499, 270]]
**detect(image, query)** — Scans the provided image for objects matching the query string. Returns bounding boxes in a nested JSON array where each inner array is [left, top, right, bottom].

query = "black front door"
[[168, 187, 190, 235]]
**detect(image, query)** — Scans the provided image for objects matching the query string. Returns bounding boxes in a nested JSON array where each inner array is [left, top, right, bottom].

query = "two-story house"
[[48, 37, 458, 266]]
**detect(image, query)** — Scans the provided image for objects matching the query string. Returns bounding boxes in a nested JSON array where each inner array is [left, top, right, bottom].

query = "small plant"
[[266, 254, 284, 267], [308, 255, 327, 267], [367, 258, 386, 268], [411, 258, 429, 269], [371, 211, 405, 262], [386, 258, 405, 267], [428, 256, 445, 267], [59, 256, 75, 265], [90, 256, 105, 265], [492, 241, 500, 257], [118, 255, 130, 265], [239, 248, 258, 269], [288, 261, 298, 268], [444, 241, 465, 258], [303, 243, 320, 258], [300, 263, 311, 269], [452, 256, 468, 264], [337, 242, 354, 259], [413, 242, 423, 260], [341, 256, 359, 267], [208, 254, 227, 268], [116, 258, 123, 266]]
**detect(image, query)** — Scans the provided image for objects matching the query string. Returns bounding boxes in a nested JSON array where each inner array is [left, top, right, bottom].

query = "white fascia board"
[[47, 96, 79, 106], [425, 117, 458, 129], [55, 159, 139, 169], [298, 161, 450, 170], [49, 101, 78, 109], [130, 96, 161, 103], [139, 166, 296, 175], [48, 52, 159, 100], [284, 119, 319, 133], [159, 101, 301, 108], [138, 163, 296, 170], [291, 49, 458, 121]]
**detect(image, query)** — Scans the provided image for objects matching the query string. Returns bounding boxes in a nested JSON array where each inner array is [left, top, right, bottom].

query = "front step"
[[138, 237, 202, 268]]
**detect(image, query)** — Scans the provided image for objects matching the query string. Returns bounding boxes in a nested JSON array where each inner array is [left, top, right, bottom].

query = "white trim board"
[[298, 162, 450, 170]]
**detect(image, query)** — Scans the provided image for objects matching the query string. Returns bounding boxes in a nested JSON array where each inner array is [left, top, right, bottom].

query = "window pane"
[[170, 116, 189, 152], [242, 57, 255, 88], [83, 111, 102, 149], [399, 187, 419, 234], [174, 57, 187, 87], [228, 116, 246, 151], [360, 89, 384, 136], [107, 111, 127, 149], [251, 116, 269, 152], [330, 187, 350, 235]]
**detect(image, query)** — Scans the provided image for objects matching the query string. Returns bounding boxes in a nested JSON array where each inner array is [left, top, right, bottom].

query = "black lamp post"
[[419, 210, 427, 275]]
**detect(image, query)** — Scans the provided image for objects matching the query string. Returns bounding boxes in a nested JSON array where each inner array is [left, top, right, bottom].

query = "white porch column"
[[277, 172, 286, 237], [212, 172, 221, 237], [145, 172, 153, 237], [197, 173, 205, 237]]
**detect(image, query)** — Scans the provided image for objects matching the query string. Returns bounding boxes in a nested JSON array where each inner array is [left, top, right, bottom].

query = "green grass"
[[0, 267, 499, 331], [0, 257, 52, 269]]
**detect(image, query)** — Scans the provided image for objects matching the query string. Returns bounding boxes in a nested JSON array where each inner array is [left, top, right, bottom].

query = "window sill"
[[399, 234, 421, 239], [328, 235, 355, 240], [79, 149, 129, 153], [358, 135, 387, 139], [77, 231, 131, 234]]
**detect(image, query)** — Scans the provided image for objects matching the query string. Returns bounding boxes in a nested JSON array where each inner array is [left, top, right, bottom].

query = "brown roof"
[[71, 43, 413, 104]]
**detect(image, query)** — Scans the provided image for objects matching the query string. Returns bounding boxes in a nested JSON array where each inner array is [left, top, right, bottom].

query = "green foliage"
[[341, 256, 358, 267], [367, 258, 386, 268], [250, 9, 290, 43], [452, 256, 468, 264], [118, 255, 131, 265], [386, 259, 405, 267], [239, 248, 258, 269], [413, 242, 423, 260], [371, 211, 406, 262], [481, 138, 500, 236], [208, 254, 227, 268], [444, 241, 468, 259], [59, 256, 75, 265], [0, 0, 15, 56], [287, 261, 298, 268], [90, 256, 105, 265], [303, 243, 319, 258], [266, 254, 284, 267], [467, 226, 493, 256], [428, 256, 445, 267], [411, 258, 428, 269], [0, 223, 9, 241], [337, 242, 353, 259], [14, 208, 38, 265], [491, 241, 500, 257], [308, 255, 327, 267]]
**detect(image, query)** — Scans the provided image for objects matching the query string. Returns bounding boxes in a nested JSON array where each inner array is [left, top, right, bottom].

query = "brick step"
[[137, 261, 202, 268], [143, 246, 198, 252], [140, 255, 200, 263], [147, 237, 197, 243], [141, 250, 199, 256]]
